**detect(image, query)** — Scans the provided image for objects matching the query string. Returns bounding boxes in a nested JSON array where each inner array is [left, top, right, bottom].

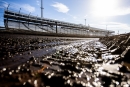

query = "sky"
[[0, 0, 130, 34]]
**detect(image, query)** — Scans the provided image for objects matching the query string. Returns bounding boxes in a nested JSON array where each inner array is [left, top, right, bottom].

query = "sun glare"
[[91, 0, 119, 18]]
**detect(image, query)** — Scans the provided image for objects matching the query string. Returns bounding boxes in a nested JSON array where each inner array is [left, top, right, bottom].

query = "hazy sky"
[[0, 0, 130, 34]]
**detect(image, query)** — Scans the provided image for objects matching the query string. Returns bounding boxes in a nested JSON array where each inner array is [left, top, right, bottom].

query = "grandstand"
[[4, 10, 114, 37]]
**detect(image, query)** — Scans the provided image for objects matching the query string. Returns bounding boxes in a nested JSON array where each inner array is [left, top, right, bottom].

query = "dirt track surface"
[[0, 34, 130, 87]]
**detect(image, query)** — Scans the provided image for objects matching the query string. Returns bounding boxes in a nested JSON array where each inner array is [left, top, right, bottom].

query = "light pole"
[[19, 8, 21, 29], [106, 25, 107, 30], [41, 0, 44, 18], [19, 8, 21, 14], [7, 4, 10, 11], [85, 19, 86, 26]]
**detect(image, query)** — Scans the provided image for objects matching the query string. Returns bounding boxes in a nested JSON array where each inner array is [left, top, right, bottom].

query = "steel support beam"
[[56, 22, 57, 33]]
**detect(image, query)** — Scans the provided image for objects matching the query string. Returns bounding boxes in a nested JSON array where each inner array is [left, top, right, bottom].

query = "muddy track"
[[0, 33, 130, 87]]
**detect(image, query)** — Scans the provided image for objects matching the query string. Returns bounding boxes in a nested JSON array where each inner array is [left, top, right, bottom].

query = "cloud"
[[0, 1, 35, 13], [0, 1, 8, 8], [22, 4, 35, 13], [36, 0, 40, 6], [84, 15, 88, 18], [105, 22, 130, 33], [104, 7, 130, 17], [7, 3, 35, 13], [51, 2, 69, 13], [91, 0, 130, 17], [2, 1, 8, 8], [66, 13, 77, 19], [92, 7, 130, 17], [90, 22, 130, 34], [116, 7, 130, 16], [108, 25, 130, 34], [73, 16, 77, 19]]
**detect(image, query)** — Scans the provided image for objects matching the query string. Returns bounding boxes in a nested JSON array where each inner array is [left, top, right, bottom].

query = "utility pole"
[[41, 0, 44, 18]]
